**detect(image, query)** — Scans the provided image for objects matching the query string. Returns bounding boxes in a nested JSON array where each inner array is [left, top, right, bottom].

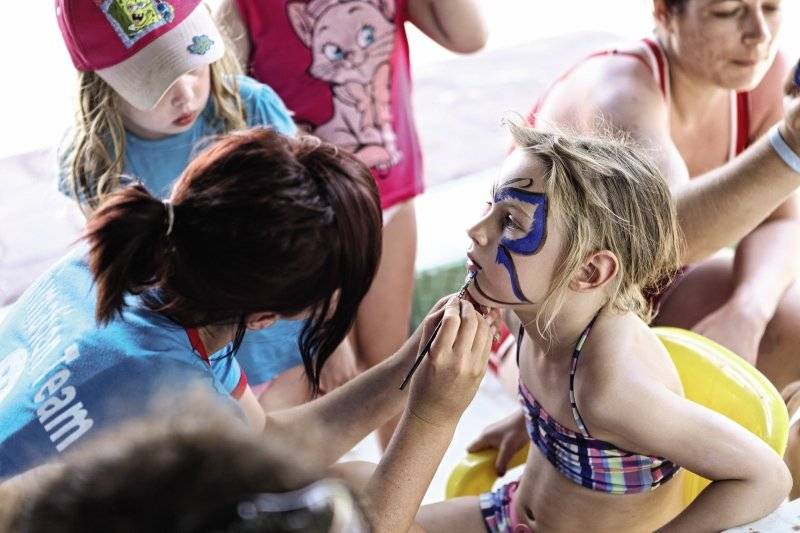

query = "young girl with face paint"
[[417, 124, 790, 533]]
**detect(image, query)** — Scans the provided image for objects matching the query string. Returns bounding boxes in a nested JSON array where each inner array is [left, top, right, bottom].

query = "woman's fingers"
[[783, 60, 800, 137], [785, 59, 800, 97], [417, 294, 457, 346], [429, 297, 462, 358], [472, 312, 494, 363], [451, 300, 479, 356]]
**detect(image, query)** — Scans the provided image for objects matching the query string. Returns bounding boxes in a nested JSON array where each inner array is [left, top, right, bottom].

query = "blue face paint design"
[[490, 181, 549, 304], [494, 188, 548, 255], [496, 245, 530, 302]]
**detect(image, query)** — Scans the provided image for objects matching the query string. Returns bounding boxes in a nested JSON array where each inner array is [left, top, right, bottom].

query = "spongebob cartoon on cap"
[[101, 0, 175, 48]]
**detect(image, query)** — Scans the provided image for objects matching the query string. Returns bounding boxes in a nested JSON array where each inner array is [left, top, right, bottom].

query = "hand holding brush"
[[400, 271, 483, 390]]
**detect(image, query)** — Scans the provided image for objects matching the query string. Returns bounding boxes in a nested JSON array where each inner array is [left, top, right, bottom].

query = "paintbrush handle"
[[399, 319, 444, 390]]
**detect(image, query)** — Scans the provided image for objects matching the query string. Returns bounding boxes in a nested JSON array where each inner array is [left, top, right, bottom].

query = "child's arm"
[[406, 0, 487, 54], [213, 0, 251, 71], [581, 364, 791, 532]]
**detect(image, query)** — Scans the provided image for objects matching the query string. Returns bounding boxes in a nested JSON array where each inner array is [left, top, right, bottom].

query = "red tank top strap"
[[642, 38, 668, 98], [735, 91, 750, 155]]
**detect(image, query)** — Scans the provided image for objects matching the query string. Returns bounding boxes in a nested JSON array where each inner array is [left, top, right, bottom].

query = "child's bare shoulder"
[[577, 312, 678, 405]]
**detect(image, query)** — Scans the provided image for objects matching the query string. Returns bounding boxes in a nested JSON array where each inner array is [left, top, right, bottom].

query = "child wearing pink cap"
[[215, 0, 487, 448], [54, 0, 314, 404], [56, 0, 297, 206]]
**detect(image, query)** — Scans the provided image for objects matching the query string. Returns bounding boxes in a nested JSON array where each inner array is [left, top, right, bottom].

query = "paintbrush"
[[399, 270, 478, 390]]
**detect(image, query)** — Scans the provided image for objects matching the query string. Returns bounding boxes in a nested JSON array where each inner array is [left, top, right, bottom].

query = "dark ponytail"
[[85, 129, 382, 393], [86, 184, 172, 325]]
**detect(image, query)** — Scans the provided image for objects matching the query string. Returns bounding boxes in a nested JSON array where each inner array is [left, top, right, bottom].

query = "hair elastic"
[[163, 199, 175, 236], [769, 125, 800, 175]]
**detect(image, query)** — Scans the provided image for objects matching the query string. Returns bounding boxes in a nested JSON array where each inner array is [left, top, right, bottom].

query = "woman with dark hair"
[[0, 128, 494, 532]]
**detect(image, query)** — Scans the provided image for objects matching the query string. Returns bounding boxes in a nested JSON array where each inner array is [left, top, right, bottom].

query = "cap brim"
[[97, 4, 225, 110]]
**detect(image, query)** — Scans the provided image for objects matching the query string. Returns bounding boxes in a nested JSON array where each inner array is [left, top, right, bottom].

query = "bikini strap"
[[568, 311, 602, 439], [516, 323, 525, 367]]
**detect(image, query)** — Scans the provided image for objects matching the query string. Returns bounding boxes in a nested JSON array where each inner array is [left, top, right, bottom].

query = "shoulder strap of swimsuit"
[[568, 311, 602, 439], [516, 323, 525, 366]]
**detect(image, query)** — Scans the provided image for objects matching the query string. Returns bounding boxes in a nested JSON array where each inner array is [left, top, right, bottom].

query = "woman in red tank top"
[[528, 6, 794, 397]]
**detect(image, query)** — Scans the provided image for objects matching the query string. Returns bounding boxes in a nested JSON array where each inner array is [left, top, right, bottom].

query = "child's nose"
[[467, 219, 489, 247], [169, 76, 195, 106]]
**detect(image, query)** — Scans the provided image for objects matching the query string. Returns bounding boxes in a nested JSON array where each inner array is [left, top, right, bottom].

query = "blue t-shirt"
[[57, 75, 305, 388], [0, 249, 246, 477], [235, 319, 306, 386], [59, 75, 297, 199]]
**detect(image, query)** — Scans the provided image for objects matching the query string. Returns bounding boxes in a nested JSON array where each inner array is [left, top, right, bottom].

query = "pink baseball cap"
[[56, 0, 225, 110]]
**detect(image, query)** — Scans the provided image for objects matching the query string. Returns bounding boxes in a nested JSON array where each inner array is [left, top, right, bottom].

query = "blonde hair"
[[507, 121, 682, 335], [66, 47, 246, 213]]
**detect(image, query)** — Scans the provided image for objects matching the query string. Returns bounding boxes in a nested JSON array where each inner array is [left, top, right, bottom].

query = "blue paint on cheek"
[[496, 246, 531, 303], [492, 188, 548, 303]]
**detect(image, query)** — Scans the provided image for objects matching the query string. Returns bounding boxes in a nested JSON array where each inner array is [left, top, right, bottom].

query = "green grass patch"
[[411, 261, 469, 329]]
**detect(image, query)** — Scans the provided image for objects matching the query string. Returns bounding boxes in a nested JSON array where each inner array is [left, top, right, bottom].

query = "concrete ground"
[[413, 31, 619, 188]]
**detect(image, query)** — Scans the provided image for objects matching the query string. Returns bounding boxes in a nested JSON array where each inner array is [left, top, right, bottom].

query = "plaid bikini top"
[[516, 317, 680, 494]]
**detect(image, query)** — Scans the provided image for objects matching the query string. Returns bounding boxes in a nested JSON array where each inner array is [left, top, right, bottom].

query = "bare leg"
[[351, 200, 417, 449], [417, 497, 487, 532], [653, 254, 800, 391], [257, 365, 312, 412]]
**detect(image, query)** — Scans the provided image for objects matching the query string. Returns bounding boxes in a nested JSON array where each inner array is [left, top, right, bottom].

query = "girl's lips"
[[466, 254, 483, 272], [173, 111, 197, 127]]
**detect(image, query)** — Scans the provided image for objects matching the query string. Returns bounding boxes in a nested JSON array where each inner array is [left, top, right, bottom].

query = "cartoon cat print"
[[288, 0, 402, 172]]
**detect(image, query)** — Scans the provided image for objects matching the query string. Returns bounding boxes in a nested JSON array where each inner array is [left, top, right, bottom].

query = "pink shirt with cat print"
[[235, 0, 423, 210]]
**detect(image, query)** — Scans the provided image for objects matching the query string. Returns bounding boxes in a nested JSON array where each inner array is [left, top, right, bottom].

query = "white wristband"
[[769, 125, 800, 174]]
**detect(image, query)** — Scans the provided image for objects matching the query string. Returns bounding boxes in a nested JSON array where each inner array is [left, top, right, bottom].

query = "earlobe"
[[569, 251, 619, 292], [246, 312, 278, 331]]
